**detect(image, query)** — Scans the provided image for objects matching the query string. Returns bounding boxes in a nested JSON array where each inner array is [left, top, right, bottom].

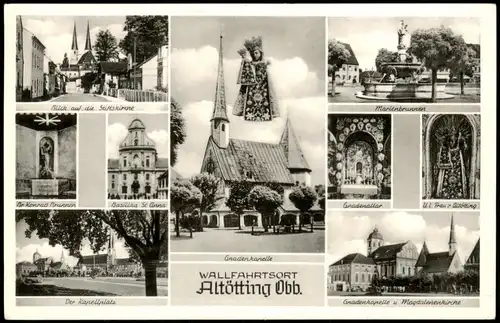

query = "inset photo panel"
[[421, 114, 480, 209], [169, 16, 326, 253], [326, 211, 480, 297], [328, 114, 392, 202], [107, 113, 169, 201], [327, 17, 480, 104], [16, 113, 77, 200], [16, 209, 168, 298], [16, 15, 168, 103]]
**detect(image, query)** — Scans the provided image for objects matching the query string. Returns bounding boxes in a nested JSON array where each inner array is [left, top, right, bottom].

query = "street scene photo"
[[16, 113, 77, 200], [107, 113, 169, 200], [16, 15, 169, 102], [422, 114, 480, 200], [170, 16, 326, 253], [326, 211, 479, 296], [328, 114, 392, 200], [328, 17, 480, 103], [16, 209, 168, 297]]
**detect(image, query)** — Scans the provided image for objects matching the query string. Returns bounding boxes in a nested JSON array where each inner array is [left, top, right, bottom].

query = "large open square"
[[171, 227, 325, 253], [17, 277, 168, 296]]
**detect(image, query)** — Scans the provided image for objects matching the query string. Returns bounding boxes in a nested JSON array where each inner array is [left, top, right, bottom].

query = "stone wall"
[[58, 125, 77, 179], [16, 124, 37, 180]]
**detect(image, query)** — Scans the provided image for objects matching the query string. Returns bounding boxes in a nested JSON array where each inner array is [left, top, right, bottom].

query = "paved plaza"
[[171, 227, 325, 253], [50, 92, 115, 102], [17, 277, 168, 296]]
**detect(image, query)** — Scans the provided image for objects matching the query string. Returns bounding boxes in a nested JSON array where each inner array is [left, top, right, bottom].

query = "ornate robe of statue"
[[233, 36, 280, 122], [39, 138, 55, 179], [434, 133, 468, 199]]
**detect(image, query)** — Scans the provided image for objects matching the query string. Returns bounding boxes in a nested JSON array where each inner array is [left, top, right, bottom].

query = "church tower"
[[367, 227, 384, 255], [210, 32, 230, 149], [449, 214, 457, 256], [60, 249, 66, 264], [107, 231, 116, 268], [33, 249, 41, 263], [415, 241, 429, 274], [70, 21, 79, 64], [84, 21, 92, 52], [280, 118, 312, 186]]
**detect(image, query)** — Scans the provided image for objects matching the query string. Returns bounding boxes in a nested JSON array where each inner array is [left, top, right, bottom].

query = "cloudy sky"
[[108, 113, 169, 160], [16, 219, 129, 267], [21, 16, 127, 64], [326, 211, 480, 267], [328, 17, 481, 71], [171, 16, 326, 185]]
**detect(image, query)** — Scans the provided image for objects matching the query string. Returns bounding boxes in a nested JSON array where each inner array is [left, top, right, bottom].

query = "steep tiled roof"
[[466, 238, 480, 265], [331, 253, 375, 266], [155, 158, 169, 168], [77, 51, 96, 65], [79, 254, 108, 265], [99, 61, 128, 74], [467, 43, 480, 58], [280, 118, 311, 171], [209, 137, 295, 184], [339, 42, 359, 66], [108, 159, 119, 170], [421, 252, 454, 274], [416, 241, 430, 267], [370, 242, 407, 260]]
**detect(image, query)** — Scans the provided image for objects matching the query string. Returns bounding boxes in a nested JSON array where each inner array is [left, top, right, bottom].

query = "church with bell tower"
[[197, 33, 322, 229], [60, 20, 97, 83]]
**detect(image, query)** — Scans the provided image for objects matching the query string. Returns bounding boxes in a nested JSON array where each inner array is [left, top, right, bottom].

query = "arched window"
[[356, 162, 362, 174], [361, 274, 365, 282], [134, 139, 138, 146], [221, 124, 226, 131], [355, 273, 358, 282], [146, 174, 150, 180], [146, 157, 150, 167], [123, 157, 127, 167], [402, 266, 405, 275]]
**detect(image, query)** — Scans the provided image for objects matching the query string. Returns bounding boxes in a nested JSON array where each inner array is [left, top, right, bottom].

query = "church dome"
[[128, 119, 146, 130], [368, 227, 384, 240]]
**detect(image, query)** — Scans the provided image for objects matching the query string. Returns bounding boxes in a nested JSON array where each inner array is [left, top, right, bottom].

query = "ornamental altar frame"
[[422, 114, 480, 200]]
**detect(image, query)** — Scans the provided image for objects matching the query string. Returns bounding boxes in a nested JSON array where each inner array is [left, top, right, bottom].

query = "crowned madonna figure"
[[434, 129, 469, 199], [233, 36, 280, 122]]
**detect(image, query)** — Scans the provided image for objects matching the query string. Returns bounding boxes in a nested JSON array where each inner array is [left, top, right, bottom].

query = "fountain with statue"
[[356, 20, 454, 101]]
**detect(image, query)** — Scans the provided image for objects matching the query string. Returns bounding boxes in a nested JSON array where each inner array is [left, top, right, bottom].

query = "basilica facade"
[[108, 118, 169, 200]]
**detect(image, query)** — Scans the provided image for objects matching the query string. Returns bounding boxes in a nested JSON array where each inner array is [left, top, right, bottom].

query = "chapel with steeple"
[[198, 33, 322, 229]]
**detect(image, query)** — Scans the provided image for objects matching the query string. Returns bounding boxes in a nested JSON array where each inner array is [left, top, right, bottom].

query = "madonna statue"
[[233, 36, 280, 121]]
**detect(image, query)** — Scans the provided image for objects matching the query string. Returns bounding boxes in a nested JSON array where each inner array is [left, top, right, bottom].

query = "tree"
[[119, 16, 169, 64], [61, 53, 69, 68], [94, 30, 119, 62], [328, 39, 350, 97], [248, 186, 283, 233], [226, 179, 254, 230], [170, 180, 202, 238], [449, 41, 478, 95], [409, 26, 461, 102], [289, 185, 318, 232], [315, 184, 326, 211], [190, 172, 222, 228], [375, 48, 399, 73], [16, 209, 168, 296], [170, 98, 186, 166]]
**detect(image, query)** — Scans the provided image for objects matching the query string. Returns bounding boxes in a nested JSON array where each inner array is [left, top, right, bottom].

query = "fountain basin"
[[356, 82, 455, 101]]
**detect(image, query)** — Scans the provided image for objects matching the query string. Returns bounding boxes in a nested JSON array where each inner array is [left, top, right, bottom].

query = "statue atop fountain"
[[397, 20, 409, 62]]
